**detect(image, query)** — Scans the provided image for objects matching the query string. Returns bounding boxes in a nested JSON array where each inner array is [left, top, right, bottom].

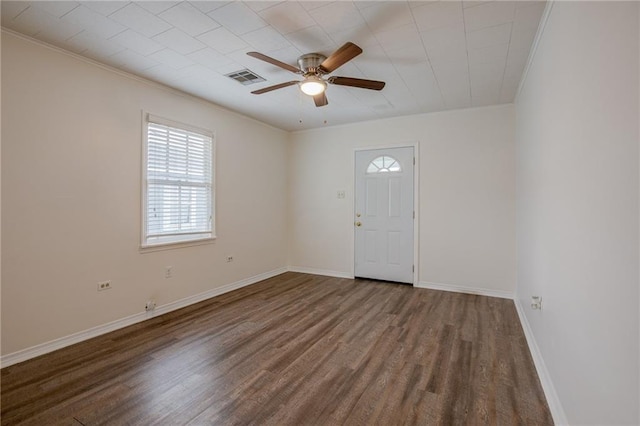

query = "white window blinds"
[[143, 115, 214, 247]]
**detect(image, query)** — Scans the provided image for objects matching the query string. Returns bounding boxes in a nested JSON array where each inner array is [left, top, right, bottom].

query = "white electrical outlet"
[[165, 266, 173, 279], [145, 300, 156, 311], [531, 296, 542, 310], [97, 281, 112, 291]]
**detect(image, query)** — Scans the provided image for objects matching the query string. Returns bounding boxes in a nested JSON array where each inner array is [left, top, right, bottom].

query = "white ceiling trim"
[[514, 0, 555, 102]]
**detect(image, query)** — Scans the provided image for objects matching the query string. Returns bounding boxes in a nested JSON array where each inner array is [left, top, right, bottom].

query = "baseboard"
[[287, 266, 353, 279], [514, 298, 568, 426], [416, 281, 514, 300], [0, 267, 287, 368]]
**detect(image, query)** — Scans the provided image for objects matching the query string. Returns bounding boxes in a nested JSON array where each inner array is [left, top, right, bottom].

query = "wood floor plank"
[[1, 272, 553, 425]]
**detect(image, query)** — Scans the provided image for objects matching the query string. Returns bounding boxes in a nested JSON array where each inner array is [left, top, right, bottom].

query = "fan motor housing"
[[298, 53, 327, 74]]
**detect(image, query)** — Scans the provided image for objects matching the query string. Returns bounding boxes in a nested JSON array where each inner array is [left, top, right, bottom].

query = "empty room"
[[1, 1, 639, 425]]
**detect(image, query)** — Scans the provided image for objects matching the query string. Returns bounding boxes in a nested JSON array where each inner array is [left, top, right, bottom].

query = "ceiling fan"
[[246, 42, 385, 107]]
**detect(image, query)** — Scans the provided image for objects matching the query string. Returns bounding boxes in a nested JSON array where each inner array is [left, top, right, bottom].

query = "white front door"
[[354, 147, 414, 284]]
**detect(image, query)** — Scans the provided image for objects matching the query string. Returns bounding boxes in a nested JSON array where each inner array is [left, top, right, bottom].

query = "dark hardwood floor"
[[1, 272, 553, 425]]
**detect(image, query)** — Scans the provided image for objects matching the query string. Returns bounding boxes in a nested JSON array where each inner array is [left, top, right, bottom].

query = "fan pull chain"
[[298, 89, 305, 125]]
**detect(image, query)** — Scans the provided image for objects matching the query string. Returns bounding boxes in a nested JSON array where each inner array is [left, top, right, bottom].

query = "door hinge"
[[413, 211, 415, 219], [412, 265, 415, 272], [413, 157, 415, 165]]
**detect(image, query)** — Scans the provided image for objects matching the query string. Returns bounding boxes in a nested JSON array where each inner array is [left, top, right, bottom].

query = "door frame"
[[350, 142, 420, 286]]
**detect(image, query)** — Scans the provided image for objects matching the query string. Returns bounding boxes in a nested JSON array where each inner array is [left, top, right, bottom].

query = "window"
[[367, 155, 402, 173], [142, 114, 214, 248]]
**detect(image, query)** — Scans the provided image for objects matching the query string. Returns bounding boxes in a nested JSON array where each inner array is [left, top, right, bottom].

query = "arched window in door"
[[366, 155, 402, 173]]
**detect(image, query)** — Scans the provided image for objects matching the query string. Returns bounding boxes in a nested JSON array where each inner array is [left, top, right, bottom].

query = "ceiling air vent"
[[225, 69, 265, 85]]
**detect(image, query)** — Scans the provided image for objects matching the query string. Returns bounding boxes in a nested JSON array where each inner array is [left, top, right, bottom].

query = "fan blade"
[[313, 92, 328, 107], [328, 76, 385, 91], [251, 81, 299, 94], [319, 42, 363, 73], [247, 52, 300, 74]]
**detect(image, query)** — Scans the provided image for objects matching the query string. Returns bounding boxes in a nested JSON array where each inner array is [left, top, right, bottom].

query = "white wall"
[[0, 30, 3, 357], [515, 2, 639, 425], [1, 33, 289, 356], [289, 105, 516, 295]]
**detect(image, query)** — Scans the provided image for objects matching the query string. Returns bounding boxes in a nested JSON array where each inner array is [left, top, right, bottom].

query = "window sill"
[[139, 236, 216, 253]]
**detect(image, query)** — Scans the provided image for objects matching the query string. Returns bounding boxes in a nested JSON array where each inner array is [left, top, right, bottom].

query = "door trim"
[[351, 142, 420, 285]]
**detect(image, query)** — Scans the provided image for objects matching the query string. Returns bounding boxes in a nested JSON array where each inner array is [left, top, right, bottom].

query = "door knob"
[[356, 213, 361, 217], [355, 221, 362, 227]]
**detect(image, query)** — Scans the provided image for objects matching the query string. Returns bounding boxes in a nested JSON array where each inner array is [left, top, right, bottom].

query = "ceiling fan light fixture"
[[299, 76, 326, 96], [246, 42, 385, 107]]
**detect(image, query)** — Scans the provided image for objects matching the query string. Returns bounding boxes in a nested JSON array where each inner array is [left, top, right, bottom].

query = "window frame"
[[140, 112, 216, 251]]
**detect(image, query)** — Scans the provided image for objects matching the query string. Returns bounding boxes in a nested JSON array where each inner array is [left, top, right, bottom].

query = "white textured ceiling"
[[2, 1, 545, 131]]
